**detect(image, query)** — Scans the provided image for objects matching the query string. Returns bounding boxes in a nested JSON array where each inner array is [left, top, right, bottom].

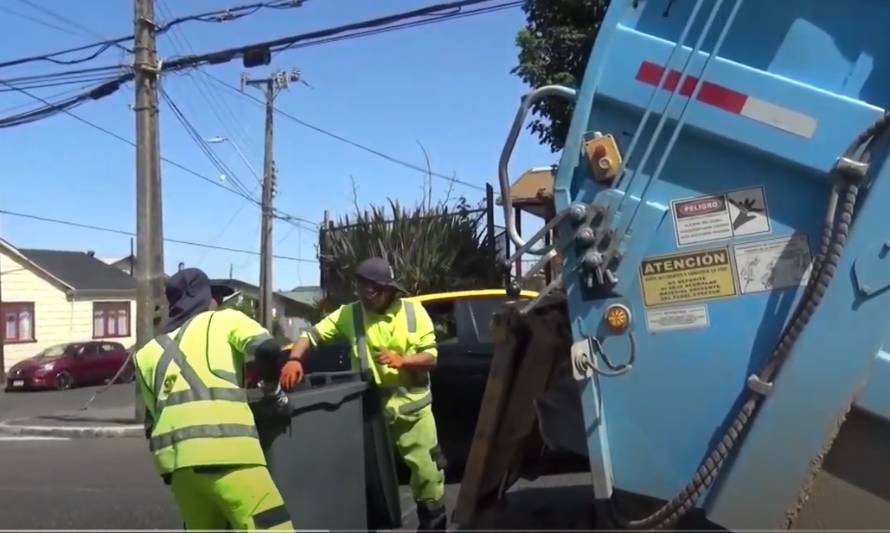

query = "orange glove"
[[376, 350, 405, 369], [280, 360, 304, 390]]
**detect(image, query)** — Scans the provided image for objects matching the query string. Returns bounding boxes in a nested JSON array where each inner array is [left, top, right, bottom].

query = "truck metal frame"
[[458, 1, 890, 530]]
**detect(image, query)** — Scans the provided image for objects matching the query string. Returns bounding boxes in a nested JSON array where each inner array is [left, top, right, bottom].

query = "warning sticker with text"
[[733, 234, 812, 294], [671, 187, 771, 246], [640, 248, 737, 307], [645, 305, 710, 333]]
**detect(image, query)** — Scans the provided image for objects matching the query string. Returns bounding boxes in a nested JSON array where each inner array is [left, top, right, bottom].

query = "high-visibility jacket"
[[302, 298, 437, 420], [134, 309, 274, 475]]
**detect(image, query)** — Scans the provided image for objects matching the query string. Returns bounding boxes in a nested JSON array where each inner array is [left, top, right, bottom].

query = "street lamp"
[[206, 136, 261, 183]]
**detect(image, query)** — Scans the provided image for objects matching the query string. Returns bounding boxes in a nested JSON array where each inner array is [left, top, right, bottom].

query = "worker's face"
[[356, 278, 393, 313]]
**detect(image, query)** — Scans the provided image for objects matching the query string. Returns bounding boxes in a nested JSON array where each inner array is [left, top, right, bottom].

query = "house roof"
[[16, 249, 136, 293], [100, 255, 134, 265], [280, 286, 322, 305], [211, 278, 318, 318]]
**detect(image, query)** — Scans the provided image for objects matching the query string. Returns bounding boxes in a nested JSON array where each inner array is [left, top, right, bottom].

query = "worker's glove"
[[279, 359, 304, 391], [376, 350, 405, 369], [260, 381, 290, 418]]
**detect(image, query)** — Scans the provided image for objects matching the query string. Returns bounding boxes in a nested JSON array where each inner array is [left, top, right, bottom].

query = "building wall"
[[0, 248, 136, 371]]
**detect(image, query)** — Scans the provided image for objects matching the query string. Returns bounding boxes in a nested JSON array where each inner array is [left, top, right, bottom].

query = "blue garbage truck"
[[454, 0, 890, 530]]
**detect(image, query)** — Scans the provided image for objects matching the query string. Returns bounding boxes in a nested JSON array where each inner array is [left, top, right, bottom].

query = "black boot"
[[416, 499, 447, 531]]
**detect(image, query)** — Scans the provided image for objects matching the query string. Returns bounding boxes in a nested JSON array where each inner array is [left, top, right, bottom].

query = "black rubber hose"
[[612, 181, 861, 531]]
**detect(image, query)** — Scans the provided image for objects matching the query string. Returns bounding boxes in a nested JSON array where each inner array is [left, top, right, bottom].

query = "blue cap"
[[355, 257, 406, 293]]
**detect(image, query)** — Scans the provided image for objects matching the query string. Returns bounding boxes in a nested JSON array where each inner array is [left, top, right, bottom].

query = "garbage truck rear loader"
[[457, 0, 890, 529]]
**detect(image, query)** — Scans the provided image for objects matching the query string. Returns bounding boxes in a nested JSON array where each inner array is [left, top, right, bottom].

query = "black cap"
[[162, 268, 213, 333], [355, 257, 406, 293]]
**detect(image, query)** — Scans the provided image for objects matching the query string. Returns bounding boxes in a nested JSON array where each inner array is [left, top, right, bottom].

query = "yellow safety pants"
[[170, 464, 294, 531], [389, 405, 446, 503]]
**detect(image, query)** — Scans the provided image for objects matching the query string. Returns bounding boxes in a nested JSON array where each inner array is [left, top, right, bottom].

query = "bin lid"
[[249, 378, 369, 416]]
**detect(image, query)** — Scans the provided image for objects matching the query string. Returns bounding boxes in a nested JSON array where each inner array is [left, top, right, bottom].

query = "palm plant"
[[319, 197, 501, 306]]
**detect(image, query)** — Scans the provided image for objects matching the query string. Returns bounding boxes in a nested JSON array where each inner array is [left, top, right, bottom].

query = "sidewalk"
[[0, 404, 143, 438]]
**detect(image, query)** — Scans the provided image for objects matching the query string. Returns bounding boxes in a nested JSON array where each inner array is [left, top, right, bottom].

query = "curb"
[[0, 419, 143, 438]]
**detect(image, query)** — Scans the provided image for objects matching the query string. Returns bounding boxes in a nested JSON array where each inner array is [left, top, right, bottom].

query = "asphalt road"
[[0, 434, 467, 530], [0, 385, 592, 530], [0, 436, 180, 530], [1, 382, 136, 421]]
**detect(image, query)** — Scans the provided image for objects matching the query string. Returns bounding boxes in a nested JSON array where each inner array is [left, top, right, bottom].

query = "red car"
[[5, 341, 134, 392]]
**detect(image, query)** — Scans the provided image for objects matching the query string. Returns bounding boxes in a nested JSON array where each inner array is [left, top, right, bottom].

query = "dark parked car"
[[5, 341, 135, 392]]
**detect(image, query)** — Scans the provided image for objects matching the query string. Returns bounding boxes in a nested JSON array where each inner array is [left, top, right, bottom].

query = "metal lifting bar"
[[498, 85, 577, 254]]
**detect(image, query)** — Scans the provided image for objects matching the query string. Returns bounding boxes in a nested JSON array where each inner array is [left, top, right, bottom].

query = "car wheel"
[[117, 365, 135, 383], [54, 370, 75, 391]]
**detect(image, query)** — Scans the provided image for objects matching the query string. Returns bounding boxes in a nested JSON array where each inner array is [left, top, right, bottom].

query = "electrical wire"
[[273, 1, 521, 53], [157, 0, 261, 158], [157, 0, 519, 75], [13, 0, 134, 53], [0, 5, 79, 36], [0, 74, 125, 93], [0, 0, 307, 69], [5, 2, 314, 236], [204, 73, 486, 192], [0, 76, 318, 235], [160, 87, 258, 202], [0, 78, 261, 201], [0, 83, 95, 114], [0, 208, 317, 263], [0, 0, 518, 132]]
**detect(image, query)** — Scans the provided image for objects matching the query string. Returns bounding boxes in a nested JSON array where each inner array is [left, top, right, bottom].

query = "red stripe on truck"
[[636, 61, 747, 114]]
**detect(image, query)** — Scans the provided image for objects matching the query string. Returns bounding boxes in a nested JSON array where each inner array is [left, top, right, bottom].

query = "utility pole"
[[242, 69, 300, 331], [134, 0, 164, 422]]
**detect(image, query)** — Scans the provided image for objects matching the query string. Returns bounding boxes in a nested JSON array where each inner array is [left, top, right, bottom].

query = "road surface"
[[0, 384, 591, 530]]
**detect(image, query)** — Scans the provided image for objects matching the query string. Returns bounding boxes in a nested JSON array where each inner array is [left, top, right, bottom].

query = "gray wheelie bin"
[[250, 371, 402, 531]]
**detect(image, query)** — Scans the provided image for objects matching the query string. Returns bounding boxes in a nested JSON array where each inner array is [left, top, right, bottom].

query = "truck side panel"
[[553, 1, 890, 529]]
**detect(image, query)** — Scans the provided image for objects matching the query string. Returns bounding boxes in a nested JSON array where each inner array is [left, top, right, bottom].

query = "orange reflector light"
[[604, 304, 631, 332]]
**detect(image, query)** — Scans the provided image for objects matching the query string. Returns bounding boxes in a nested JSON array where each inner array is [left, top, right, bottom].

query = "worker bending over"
[[134, 268, 294, 531], [283, 257, 448, 531]]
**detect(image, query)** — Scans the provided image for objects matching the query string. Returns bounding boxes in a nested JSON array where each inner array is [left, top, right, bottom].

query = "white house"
[[0, 239, 137, 371]]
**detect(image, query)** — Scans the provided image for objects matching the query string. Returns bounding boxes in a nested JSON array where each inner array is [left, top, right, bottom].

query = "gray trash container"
[[251, 372, 369, 530]]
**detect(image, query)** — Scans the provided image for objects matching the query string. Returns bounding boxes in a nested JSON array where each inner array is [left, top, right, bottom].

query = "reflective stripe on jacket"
[[302, 298, 437, 419], [134, 309, 273, 474]]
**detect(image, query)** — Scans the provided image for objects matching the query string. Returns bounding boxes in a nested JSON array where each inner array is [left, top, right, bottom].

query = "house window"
[[2, 302, 35, 343], [93, 302, 131, 339]]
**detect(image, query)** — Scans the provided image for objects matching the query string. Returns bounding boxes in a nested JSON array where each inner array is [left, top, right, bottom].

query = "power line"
[[0, 208, 317, 263], [0, 0, 307, 69], [0, 5, 79, 36], [275, 1, 520, 53], [0, 77, 319, 233], [0, 78, 254, 196], [3, 1, 306, 230], [158, 0, 518, 75], [204, 73, 486, 192], [160, 88, 258, 201], [157, 0, 259, 158], [0, 0, 519, 132], [14, 0, 134, 53]]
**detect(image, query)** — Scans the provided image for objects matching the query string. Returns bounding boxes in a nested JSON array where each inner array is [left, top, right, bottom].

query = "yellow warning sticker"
[[640, 248, 737, 307]]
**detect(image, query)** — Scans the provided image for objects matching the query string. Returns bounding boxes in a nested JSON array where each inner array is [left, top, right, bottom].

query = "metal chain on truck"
[[609, 110, 890, 531]]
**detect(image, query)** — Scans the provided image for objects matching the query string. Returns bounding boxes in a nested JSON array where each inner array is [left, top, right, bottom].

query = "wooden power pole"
[[242, 69, 300, 331], [134, 0, 165, 422]]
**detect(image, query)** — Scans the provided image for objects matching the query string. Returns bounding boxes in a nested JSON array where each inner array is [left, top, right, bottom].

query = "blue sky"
[[0, 1, 555, 290]]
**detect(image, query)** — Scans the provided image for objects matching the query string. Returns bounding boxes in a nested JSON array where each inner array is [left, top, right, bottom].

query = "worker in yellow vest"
[[134, 268, 294, 531], [282, 257, 447, 531]]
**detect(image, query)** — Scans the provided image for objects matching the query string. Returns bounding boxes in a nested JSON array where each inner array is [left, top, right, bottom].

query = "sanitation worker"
[[283, 257, 448, 531], [134, 268, 294, 532]]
